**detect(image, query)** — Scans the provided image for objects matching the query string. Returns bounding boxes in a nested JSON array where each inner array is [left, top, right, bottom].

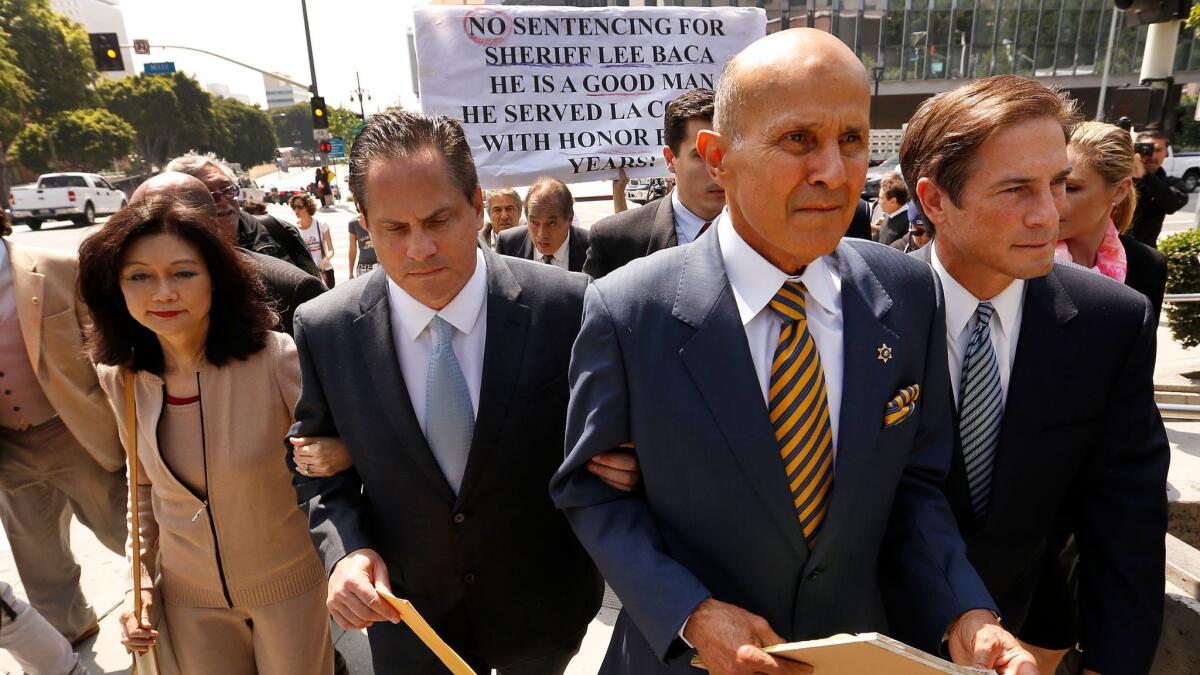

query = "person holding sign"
[[550, 28, 1037, 675], [289, 110, 606, 675], [495, 177, 590, 272], [584, 88, 726, 279]]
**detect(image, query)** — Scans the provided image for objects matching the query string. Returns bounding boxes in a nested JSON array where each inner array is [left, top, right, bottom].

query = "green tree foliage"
[[9, 121, 49, 174], [327, 106, 360, 154], [169, 72, 213, 154], [0, 0, 97, 117], [209, 96, 277, 168], [51, 108, 134, 169], [98, 74, 179, 168], [1161, 229, 1200, 348], [271, 102, 318, 154], [0, 25, 35, 200]]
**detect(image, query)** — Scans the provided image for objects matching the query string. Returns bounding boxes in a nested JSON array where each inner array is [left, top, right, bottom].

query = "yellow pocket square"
[[883, 384, 921, 427]]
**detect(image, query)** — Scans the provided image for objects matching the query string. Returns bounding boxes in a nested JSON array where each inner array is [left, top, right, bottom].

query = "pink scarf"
[[1055, 219, 1127, 283]]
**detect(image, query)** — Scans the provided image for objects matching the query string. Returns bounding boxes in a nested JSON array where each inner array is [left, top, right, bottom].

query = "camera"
[[1135, 141, 1156, 157]]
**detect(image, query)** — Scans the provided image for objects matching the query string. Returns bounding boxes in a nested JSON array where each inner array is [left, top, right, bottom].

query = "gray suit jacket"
[[551, 232, 995, 673], [495, 223, 590, 272], [583, 196, 678, 279]]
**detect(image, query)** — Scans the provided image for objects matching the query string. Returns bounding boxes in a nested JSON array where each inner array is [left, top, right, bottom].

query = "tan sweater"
[[98, 332, 324, 608]]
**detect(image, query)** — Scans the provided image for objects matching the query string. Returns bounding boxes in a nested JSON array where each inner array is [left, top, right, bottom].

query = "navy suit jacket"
[[550, 231, 995, 673], [290, 253, 602, 670], [903, 245, 1168, 674], [496, 223, 590, 272]]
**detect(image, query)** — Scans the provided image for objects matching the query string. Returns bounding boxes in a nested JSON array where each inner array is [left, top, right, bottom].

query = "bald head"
[[715, 28, 869, 145], [131, 172, 217, 216]]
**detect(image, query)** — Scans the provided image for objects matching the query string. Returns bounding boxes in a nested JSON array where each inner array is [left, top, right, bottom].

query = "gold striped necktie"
[[768, 281, 834, 549]]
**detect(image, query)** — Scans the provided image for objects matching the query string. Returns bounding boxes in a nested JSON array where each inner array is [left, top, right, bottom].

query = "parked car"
[[625, 177, 672, 205], [1158, 147, 1200, 193], [237, 173, 265, 206], [8, 172, 127, 231], [862, 155, 900, 200]]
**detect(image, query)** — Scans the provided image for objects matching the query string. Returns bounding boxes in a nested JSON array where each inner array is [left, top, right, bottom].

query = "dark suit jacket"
[[583, 197, 679, 279], [240, 249, 325, 335], [1121, 233, 1167, 320], [877, 208, 910, 247], [290, 254, 603, 671], [551, 233, 995, 673], [906, 245, 1168, 674], [846, 198, 873, 240], [495, 223, 590, 273]]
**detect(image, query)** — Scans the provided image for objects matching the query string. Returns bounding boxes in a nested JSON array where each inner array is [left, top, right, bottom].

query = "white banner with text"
[[413, 5, 766, 188]]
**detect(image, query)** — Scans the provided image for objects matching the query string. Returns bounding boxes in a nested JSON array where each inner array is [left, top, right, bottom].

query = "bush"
[[1160, 229, 1200, 347]]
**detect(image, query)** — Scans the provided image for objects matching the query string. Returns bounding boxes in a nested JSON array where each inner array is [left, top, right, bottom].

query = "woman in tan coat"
[[77, 198, 335, 675]]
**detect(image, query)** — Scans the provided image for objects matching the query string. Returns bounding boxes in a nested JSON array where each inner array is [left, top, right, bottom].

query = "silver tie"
[[959, 302, 1003, 522], [425, 316, 474, 494]]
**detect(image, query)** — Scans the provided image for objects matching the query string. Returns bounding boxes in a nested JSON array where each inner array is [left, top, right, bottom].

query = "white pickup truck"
[[8, 172, 127, 231], [1160, 148, 1200, 193]]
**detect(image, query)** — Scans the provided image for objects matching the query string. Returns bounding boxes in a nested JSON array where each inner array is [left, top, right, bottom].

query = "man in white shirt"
[[900, 75, 1168, 675], [496, 177, 590, 272], [289, 110, 611, 675], [551, 28, 1036, 675]]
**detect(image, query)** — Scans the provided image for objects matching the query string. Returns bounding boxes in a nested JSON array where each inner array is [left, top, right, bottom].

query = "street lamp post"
[[350, 71, 372, 120]]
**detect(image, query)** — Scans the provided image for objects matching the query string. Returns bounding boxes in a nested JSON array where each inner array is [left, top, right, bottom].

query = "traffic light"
[[1114, 0, 1191, 26], [319, 140, 332, 154], [88, 33, 124, 72], [310, 96, 329, 130]]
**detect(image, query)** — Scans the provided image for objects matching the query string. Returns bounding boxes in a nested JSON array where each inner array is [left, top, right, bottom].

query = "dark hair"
[[880, 172, 908, 204], [0, 209, 10, 237], [1136, 129, 1169, 145], [526, 176, 574, 219], [349, 109, 479, 218], [289, 193, 317, 215], [664, 88, 715, 155], [78, 199, 275, 374]]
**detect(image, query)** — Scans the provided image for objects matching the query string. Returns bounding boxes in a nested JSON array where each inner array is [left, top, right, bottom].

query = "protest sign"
[[413, 5, 766, 188]]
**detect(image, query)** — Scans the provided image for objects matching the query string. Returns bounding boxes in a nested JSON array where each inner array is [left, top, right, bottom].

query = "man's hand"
[[947, 609, 1038, 675], [327, 548, 403, 630], [292, 436, 353, 477], [119, 589, 157, 654], [587, 443, 640, 492], [684, 598, 812, 675], [1133, 152, 1147, 179]]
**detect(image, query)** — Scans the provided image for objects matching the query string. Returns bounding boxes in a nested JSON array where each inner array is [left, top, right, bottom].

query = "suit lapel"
[[807, 243, 901, 568], [568, 225, 588, 272], [352, 270, 456, 504], [645, 197, 678, 255], [984, 271, 1077, 526], [675, 233, 810, 561], [455, 253, 529, 508], [519, 229, 535, 261], [8, 244, 45, 370]]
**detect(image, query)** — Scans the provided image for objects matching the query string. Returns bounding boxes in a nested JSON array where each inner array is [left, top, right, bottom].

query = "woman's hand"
[[292, 436, 354, 477], [120, 589, 158, 654]]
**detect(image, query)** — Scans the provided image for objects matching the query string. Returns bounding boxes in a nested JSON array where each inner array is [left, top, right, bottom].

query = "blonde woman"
[[1058, 121, 1167, 317]]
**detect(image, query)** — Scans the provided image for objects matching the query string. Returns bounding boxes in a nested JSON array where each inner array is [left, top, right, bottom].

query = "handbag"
[[125, 372, 180, 675], [314, 220, 336, 288]]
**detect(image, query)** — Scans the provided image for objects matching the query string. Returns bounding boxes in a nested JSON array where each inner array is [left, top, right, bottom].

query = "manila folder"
[[691, 632, 995, 674]]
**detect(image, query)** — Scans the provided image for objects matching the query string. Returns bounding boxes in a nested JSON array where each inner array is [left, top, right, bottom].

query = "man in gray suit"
[[289, 110, 603, 674], [495, 177, 590, 272], [551, 28, 1037, 675]]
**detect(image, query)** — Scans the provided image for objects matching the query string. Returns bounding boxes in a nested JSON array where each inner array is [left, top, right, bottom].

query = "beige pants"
[[0, 418, 127, 642], [164, 580, 333, 675]]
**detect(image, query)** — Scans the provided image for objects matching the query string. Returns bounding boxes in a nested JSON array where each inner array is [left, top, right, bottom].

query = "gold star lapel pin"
[[877, 343, 894, 364]]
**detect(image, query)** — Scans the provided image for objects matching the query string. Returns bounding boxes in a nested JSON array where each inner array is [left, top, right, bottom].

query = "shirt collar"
[[543, 229, 571, 264], [717, 211, 842, 327], [931, 241, 1025, 339], [386, 248, 488, 342], [671, 190, 709, 242]]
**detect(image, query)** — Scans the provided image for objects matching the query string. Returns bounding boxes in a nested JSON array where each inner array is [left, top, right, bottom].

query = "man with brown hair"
[[898, 75, 1168, 675], [874, 171, 910, 246], [584, 88, 725, 279], [496, 176, 590, 272]]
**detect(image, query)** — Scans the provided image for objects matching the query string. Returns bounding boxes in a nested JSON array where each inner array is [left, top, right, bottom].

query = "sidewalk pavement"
[[3, 325, 1200, 674]]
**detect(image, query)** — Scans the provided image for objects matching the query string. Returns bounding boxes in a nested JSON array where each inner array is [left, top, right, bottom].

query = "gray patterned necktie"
[[959, 302, 1003, 522], [425, 316, 474, 495]]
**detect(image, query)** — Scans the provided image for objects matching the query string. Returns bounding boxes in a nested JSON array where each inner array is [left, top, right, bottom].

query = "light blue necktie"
[[425, 316, 474, 495], [959, 302, 1003, 522]]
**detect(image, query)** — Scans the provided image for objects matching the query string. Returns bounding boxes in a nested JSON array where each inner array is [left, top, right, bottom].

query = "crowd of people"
[[0, 26, 1174, 675]]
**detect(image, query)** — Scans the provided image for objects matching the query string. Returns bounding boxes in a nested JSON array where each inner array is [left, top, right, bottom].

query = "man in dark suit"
[[551, 29, 1035, 675], [131, 172, 325, 335], [896, 75, 1168, 675], [289, 110, 602, 675], [583, 89, 726, 279], [874, 171, 910, 246], [495, 176, 589, 272]]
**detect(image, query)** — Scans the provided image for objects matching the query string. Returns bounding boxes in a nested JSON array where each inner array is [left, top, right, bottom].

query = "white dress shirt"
[[538, 230, 571, 271], [930, 242, 1025, 407], [671, 191, 710, 245], [717, 213, 844, 453], [386, 249, 488, 436]]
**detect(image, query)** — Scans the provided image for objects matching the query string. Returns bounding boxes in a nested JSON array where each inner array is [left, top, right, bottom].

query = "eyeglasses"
[[210, 184, 240, 201], [291, 204, 305, 211]]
